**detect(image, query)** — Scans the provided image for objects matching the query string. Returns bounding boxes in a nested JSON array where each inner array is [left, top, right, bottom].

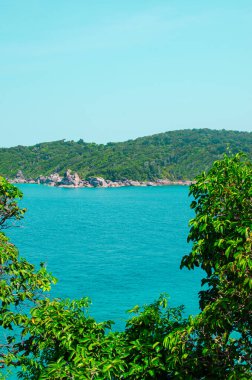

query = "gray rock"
[[59, 170, 82, 187], [89, 177, 108, 187], [128, 180, 141, 186]]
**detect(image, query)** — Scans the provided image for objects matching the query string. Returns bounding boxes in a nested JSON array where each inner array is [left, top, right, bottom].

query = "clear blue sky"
[[0, 1, 251, 147]]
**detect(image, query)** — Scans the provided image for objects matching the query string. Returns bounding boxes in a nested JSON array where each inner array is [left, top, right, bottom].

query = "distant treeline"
[[0, 129, 251, 181]]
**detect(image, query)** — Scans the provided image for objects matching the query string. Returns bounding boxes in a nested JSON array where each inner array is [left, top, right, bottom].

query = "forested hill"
[[0, 129, 251, 181]]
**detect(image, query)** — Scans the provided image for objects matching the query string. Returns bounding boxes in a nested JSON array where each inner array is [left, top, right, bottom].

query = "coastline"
[[9, 170, 194, 188]]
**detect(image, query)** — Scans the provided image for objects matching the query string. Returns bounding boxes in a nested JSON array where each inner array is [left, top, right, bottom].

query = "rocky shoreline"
[[9, 170, 193, 188]]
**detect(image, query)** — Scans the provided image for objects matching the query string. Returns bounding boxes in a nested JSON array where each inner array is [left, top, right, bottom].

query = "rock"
[[13, 170, 26, 183], [81, 181, 92, 187], [9, 171, 192, 188], [156, 179, 172, 185], [59, 170, 82, 187], [37, 175, 47, 184], [48, 173, 62, 184], [36, 173, 62, 185], [128, 180, 141, 186], [72, 172, 81, 186], [108, 182, 120, 187], [122, 180, 131, 187], [89, 177, 108, 187]]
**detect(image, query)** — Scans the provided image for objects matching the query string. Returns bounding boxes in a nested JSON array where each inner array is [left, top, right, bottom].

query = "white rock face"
[[72, 172, 81, 186]]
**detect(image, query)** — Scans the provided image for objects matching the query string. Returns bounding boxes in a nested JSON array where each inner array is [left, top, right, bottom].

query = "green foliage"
[[17, 297, 115, 379], [0, 179, 56, 372], [15, 295, 186, 379], [0, 154, 252, 379], [0, 232, 56, 368], [182, 153, 252, 310], [177, 153, 252, 378], [122, 296, 186, 379], [0, 176, 26, 228], [0, 129, 252, 181]]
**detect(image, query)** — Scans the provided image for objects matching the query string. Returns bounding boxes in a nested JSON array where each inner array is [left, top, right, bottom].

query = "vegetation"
[[0, 153, 251, 379], [0, 178, 56, 377], [172, 152, 252, 378], [0, 129, 252, 181]]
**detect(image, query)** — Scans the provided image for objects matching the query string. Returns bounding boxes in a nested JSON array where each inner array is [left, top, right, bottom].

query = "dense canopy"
[[0, 129, 251, 181]]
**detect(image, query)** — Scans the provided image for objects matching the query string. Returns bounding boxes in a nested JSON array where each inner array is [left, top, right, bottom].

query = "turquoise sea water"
[[8, 185, 202, 329]]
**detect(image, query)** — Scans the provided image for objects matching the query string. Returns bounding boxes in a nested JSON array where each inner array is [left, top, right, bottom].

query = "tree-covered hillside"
[[0, 129, 251, 181]]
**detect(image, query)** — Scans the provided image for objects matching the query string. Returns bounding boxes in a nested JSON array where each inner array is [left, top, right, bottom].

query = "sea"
[[8, 184, 202, 329]]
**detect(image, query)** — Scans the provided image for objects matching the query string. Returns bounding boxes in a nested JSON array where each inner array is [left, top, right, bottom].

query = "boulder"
[[128, 180, 141, 186], [89, 177, 108, 187], [59, 170, 82, 187]]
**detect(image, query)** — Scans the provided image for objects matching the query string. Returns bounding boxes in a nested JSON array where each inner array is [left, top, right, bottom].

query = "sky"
[[0, 0, 251, 147]]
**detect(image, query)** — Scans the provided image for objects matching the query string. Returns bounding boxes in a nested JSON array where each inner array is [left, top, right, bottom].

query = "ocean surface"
[[8, 184, 202, 329]]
